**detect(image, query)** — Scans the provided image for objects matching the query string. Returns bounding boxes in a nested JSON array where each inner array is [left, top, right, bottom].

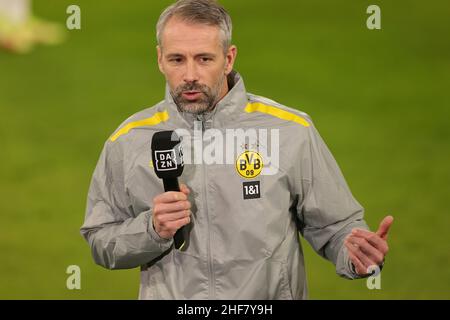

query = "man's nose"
[[183, 60, 200, 83]]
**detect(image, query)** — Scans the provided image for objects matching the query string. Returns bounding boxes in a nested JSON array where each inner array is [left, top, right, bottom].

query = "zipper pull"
[[196, 114, 205, 131]]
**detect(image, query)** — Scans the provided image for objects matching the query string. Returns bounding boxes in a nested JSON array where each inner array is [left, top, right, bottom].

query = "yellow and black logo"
[[235, 151, 263, 179]]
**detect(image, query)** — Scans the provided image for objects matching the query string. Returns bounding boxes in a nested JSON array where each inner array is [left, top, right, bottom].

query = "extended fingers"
[[346, 235, 384, 265], [352, 229, 389, 256], [347, 250, 368, 275], [347, 236, 384, 267], [345, 241, 375, 270]]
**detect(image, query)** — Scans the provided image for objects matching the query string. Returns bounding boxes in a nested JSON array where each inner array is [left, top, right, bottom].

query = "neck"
[[211, 73, 230, 111]]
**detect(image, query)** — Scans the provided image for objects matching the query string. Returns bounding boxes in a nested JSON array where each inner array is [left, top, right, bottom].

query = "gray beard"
[[171, 74, 226, 115]]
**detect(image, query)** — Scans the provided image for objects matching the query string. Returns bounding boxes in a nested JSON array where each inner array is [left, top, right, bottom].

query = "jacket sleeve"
[[80, 140, 173, 270], [296, 119, 369, 279]]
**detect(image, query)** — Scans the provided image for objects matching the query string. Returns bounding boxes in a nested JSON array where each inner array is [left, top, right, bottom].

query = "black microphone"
[[151, 130, 186, 250]]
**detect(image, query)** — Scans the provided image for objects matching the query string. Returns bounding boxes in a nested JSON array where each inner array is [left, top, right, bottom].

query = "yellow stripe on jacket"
[[245, 102, 310, 127], [110, 110, 170, 142]]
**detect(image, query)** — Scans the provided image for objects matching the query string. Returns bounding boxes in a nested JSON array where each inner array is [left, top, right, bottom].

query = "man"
[[81, 0, 393, 299]]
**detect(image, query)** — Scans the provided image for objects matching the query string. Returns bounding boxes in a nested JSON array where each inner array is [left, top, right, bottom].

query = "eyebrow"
[[165, 53, 217, 59]]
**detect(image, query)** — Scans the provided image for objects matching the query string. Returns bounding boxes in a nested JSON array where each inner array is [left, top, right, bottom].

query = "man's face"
[[157, 17, 237, 114]]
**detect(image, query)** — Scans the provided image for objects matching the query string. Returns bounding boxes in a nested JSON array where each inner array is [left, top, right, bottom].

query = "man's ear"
[[225, 45, 237, 75], [157, 45, 165, 74]]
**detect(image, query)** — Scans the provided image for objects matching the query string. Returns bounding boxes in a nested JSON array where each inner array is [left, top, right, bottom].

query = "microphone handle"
[[162, 178, 185, 250], [163, 178, 180, 192]]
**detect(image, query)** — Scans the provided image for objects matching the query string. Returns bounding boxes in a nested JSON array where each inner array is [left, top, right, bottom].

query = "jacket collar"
[[164, 70, 248, 129]]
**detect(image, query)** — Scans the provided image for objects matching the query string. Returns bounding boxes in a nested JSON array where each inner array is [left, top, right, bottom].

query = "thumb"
[[376, 215, 394, 240], [179, 183, 191, 195]]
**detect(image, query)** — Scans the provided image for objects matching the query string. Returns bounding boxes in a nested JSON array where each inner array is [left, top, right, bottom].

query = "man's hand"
[[152, 184, 191, 240], [344, 215, 394, 276]]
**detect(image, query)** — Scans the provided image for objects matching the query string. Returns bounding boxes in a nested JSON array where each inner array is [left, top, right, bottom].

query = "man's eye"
[[200, 57, 212, 62], [169, 58, 182, 63]]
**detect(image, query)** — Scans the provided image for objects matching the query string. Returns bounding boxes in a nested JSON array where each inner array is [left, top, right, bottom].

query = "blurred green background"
[[1, 0, 449, 299]]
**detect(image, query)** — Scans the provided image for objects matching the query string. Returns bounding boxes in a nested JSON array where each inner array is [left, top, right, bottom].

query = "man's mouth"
[[182, 91, 203, 101]]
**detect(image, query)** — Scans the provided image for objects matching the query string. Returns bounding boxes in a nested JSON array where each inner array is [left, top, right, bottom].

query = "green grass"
[[0, 0, 449, 299]]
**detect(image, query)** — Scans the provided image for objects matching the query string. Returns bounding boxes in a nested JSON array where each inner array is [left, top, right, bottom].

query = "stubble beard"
[[171, 73, 226, 115]]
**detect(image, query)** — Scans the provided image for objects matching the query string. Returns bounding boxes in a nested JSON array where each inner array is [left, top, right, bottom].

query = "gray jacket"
[[80, 71, 369, 299]]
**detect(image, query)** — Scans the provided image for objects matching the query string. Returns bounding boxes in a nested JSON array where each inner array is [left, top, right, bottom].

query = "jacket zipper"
[[198, 115, 215, 299]]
